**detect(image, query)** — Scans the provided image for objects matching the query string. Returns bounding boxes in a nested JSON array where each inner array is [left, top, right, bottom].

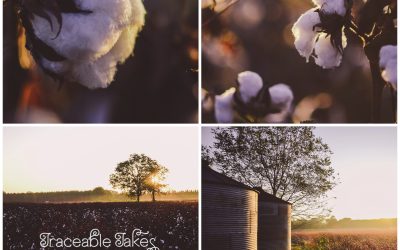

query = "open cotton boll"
[[292, 9, 321, 61], [263, 83, 293, 123], [30, 0, 146, 89], [314, 33, 347, 69], [237, 71, 263, 103], [379, 45, 397, 90], [215, 88, 236, 123], [269, 83, 294, 112]]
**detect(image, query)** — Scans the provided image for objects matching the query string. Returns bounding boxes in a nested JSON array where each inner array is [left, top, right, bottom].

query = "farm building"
[[202, 164, 292, 250], [202, 166, 258, 250], [255, 187, 291, 250]]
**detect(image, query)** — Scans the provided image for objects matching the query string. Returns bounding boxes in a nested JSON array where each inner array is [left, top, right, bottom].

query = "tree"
[[203, 127, 338, 219], [109, 154, 165, 202], [145, 165, 168, 202]]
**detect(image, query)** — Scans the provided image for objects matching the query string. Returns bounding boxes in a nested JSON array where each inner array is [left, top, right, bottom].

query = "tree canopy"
[[202, 127, 338, 219], [109, 153, 168, 202]]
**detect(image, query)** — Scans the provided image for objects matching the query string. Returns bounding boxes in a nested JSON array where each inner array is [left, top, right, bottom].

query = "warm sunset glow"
[[4, 127, 199, 193], [203, 127, 397, 220]]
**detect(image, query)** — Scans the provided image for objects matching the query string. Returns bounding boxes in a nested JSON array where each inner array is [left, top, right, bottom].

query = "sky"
[[4, 126, 199, 193], [202, 126, 397, 220]]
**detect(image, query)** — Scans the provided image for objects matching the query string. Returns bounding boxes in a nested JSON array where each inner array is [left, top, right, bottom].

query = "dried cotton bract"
[[292, 0, 349, 69], [31, 0, 146, 89], [379, 45, 397, 90]]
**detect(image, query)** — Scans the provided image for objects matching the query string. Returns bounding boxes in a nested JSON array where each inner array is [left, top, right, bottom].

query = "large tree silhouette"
[[203, 127, 338, 219], [110, 154, 167, 202], [145, 164, 169, 202]]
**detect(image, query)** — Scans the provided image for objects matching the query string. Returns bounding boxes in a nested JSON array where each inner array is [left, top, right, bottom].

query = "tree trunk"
[[136, 195, 140, 202], [152, 191, 155, 202]]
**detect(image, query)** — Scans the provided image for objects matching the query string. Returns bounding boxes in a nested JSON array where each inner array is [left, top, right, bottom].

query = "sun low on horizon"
[[4, 126, 199, 194]]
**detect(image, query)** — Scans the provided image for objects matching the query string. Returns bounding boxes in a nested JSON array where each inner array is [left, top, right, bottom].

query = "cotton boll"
[[263, 83, 293, 123], [269, 83, 294, 112], [292, 9, 321, 61], [314, 33, 347, 69], [29, 0, 146, 89], [379, 45, 397, 90], [237, 71, 263, 103], [215, 88, 236, 123]]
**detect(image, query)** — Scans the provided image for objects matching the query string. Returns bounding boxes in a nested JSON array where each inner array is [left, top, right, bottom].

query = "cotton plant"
[[11, 0, 146, 89], [292, 0, 352, 69], [203, 71, 294, 123], [292, 0, 397, 122]]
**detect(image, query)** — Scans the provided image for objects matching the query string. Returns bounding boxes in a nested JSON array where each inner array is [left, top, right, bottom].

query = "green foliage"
[[203, 127, 337, 219], [109, 154, 168, 202]]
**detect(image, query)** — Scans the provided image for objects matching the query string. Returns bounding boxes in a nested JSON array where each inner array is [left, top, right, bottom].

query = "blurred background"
[[3, 0, 198, 123], [202, 0, 396, 123]]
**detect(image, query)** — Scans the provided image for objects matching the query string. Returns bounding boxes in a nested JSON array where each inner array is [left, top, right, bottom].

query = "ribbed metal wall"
[[202, 184, 258, 250], [258, 202, 291, 250]]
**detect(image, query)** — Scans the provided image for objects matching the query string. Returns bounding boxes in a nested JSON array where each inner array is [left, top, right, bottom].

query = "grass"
[[292, 228, 397, 250]]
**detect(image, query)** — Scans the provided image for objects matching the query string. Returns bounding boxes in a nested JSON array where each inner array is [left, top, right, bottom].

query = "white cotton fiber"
[[313, 0, 347, 16], [379, 45, 397, 90], [314, 33, 347, 69], [237, 71, 263, 103], [263, 83, 293, 123], [269, 83, 294, 111], [292, 8, 321, 61], [215, 87, 236, 123], [31, 0, 146, 89]]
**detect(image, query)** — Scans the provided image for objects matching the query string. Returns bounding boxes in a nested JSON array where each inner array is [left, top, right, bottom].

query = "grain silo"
[[202, 166, 258, 250], [255, 187, 291, 250]]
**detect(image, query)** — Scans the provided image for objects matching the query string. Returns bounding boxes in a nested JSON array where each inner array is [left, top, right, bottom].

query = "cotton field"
[[4, 202, 198, 249]]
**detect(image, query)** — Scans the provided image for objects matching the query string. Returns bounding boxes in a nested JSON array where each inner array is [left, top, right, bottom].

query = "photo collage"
[[2, 0, 398, 249]]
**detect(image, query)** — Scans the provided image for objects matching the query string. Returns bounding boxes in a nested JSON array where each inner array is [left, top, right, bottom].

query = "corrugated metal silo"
[[255, 187, 291, 250], [202, 166, 258, 250]]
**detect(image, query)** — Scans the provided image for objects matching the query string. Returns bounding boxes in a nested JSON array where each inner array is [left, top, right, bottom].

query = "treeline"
[[4, 187, 198, 203], [293, 217, 397, 230]]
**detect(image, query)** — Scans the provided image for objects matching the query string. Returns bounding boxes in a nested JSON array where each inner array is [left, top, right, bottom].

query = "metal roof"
[[202, 166, 291, 205], [253, 187, 291, 205], [202, 166, 257, 191]]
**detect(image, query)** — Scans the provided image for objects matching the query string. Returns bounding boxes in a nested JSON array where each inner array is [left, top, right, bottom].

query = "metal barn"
[[202, 166, 258, 250], [255, 187, 291, 250]]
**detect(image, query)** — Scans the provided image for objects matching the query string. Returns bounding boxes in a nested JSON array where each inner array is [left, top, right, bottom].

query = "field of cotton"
[[4, 202, 198, 249]]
